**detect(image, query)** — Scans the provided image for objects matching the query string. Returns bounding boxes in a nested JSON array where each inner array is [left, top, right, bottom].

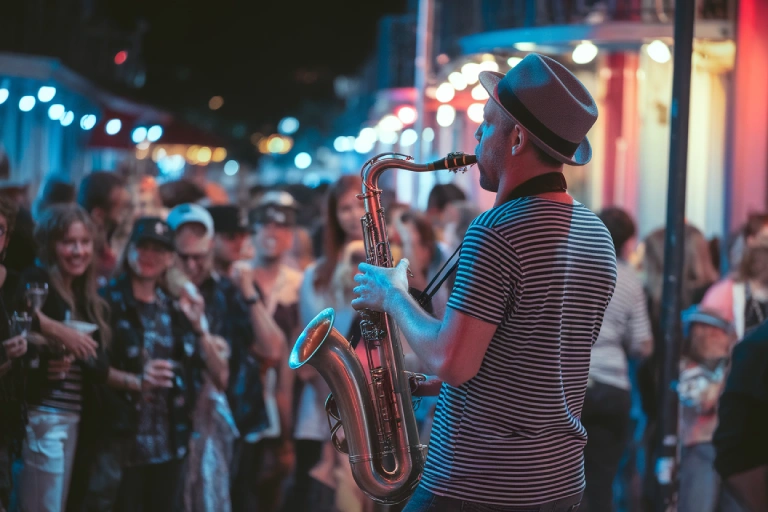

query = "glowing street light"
[[132, 127, 148, 144], [224, 160, 239, 176], [467, 103, 485, 124], [80, 115, 97, 130], [400, 128, 418, 147], [278, 117, 299, 135], [19, 96, 35, 112], [647, 40, 672, 63], [448, 71, 468, 91], [147, 125, 163, 142], [436, 105, 456, 127], [378, 115, 403, 132], [37, 86, 56, 102], [435, 83, 455, 103], [48, 104, 65, 121], [60, 111, 74, 127], [461, 62, 481, 85], [396, 105, 418, 125], [295, 152, 312, 169], [573, 41, 598, 64], [105, 119, 122, 135]]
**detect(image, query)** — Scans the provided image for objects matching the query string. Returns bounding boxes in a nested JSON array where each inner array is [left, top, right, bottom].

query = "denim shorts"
[[402, 486, 583, 512]]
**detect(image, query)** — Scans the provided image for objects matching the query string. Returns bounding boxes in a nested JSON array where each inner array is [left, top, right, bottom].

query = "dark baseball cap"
[[250, 191, 298, 227], [129, 217, 174, 251], [207, 205, 252, 235]]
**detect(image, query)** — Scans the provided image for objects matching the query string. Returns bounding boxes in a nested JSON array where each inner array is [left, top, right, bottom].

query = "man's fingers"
[[148, 368, 174, 380], [358, 262, 374, 273], [350, 298, 366, 311]]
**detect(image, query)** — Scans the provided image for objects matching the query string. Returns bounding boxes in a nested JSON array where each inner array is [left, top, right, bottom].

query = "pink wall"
[[730, 0, 768, 230]]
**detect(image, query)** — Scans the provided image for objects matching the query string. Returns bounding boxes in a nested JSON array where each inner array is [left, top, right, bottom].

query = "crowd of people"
[[0, 168, 765, 512], [0, 57, 764, 512], [0, 167, 478, 512]]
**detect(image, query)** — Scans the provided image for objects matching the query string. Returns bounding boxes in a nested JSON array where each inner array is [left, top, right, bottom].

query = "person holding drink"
[[15, 204, 111, 512], [101, 217, 227, 512]]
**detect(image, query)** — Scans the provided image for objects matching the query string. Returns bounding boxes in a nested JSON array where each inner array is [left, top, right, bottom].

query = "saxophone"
[[289, 152, 476, 504]]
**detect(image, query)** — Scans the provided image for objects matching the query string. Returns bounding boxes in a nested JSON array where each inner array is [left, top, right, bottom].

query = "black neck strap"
[[417, 172, 568, 308]]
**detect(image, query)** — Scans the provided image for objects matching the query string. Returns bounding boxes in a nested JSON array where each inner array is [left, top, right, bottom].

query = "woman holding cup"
[[101, 217, 227, 512], [16, 204, 111, 512]]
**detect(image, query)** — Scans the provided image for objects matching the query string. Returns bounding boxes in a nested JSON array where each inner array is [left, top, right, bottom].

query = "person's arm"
[[232, 265, 285, 364], [36, 311, 98, 360], [354, 223, 520, 387], [199, 333, 229, 391], [107, 367, 142, 392], [626, 273, 654, 360], [245, 297, 285, 365], [274, 342, 296, 473], [353, 258, 497, 387], [107, 359, 176, 392]]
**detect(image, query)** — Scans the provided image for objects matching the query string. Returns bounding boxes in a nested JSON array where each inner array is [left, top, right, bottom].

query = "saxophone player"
[[352, 54, 617, 512]]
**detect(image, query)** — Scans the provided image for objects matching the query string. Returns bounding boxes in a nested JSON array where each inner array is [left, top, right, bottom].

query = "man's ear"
[[510, 125, 528, 157]]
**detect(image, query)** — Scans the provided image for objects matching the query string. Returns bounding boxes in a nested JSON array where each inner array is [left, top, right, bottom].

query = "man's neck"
[[131, 276, 157, 303], [493, 165, 566, 207]]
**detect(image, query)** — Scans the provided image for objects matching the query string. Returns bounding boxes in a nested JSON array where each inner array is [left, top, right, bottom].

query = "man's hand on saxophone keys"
[[351, 258, 411, 313]]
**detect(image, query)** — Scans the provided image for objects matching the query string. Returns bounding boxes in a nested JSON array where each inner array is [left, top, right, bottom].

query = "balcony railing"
[[436, 0, 732, 56]]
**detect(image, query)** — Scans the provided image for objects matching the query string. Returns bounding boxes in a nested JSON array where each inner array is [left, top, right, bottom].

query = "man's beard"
[[478, 165, 497, 192]]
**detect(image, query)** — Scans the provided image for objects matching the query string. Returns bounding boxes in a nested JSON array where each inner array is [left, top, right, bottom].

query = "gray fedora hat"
[[478, 53, 598, 166]]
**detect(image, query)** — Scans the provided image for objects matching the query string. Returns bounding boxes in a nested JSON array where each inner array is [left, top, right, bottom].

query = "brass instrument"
[[290, 152, 476, 504]]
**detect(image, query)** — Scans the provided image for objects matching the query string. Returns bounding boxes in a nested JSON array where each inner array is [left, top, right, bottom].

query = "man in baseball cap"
[[167, 204, 216, 287], [170, 202, 283, 506]]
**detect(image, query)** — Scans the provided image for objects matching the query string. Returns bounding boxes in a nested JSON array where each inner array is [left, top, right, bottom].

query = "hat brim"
[[133, 234, 175, 251], [478, 71, 592, 167]]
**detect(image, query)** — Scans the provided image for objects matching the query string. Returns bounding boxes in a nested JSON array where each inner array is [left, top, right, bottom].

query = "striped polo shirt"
[[421, 197, 617, 506]]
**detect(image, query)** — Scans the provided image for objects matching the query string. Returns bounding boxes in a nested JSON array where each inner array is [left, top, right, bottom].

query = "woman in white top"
[[289, 175, 366, 512]]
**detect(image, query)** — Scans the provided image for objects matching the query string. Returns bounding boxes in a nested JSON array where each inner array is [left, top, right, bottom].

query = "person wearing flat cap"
[[353, 53, 617, 511]]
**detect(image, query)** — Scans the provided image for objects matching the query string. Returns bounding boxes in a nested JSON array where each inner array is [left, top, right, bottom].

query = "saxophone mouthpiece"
[[427, 152, 477, 172]]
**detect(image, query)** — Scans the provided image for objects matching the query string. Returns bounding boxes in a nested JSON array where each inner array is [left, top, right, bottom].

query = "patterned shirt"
[[421, 197, 617, 506], [125, 299, 176, 466]]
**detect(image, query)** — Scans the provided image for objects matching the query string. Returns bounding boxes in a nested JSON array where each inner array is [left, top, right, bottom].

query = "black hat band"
[[496, 82, 581, 157]]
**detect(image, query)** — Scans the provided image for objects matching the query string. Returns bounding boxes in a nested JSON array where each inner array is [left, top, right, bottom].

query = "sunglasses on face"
[[177, 251, 209, 264]]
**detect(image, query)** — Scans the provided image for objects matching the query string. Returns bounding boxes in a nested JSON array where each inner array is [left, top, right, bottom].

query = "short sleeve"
[[447, 224, 520, 325], [626, 274, 654, 358]]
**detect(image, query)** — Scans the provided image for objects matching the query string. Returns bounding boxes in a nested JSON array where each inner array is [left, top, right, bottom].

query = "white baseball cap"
[[166, 203, 214, 237]]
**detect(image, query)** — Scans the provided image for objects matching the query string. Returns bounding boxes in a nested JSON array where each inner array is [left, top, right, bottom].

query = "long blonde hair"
[[34, 204, 111, 346]]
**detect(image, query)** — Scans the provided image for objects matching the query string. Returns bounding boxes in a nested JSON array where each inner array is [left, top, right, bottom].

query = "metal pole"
[[412, 0, 433, 205], [652, 0, 696, 510]]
